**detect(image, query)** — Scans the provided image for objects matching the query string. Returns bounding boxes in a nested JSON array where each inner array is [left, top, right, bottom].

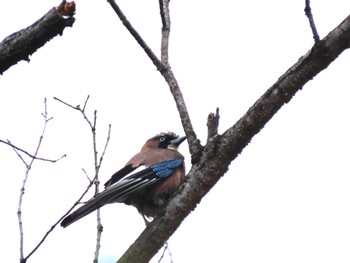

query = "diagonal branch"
[[107, 0, 162, 69], [304, 0, 320, 42], [117, 14, 350, 263], [1, 139, 66, 162], [107, 0, 202, 162], [24, 170, 96, 262]]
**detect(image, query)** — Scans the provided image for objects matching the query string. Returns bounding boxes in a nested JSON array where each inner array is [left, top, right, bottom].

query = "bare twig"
[[18, 175, 26, 261], [107, 0, 203, 162], [157, 242, 173, 263], [53, 96, 94, 129], [304, 0, 320, 42], [1, 139, 66, 162], [54, 96, 112, 263], [159, 0, 171, 63], [82, 95, 90, 112], [98, 124, 112, 172], [93, 123, 112, 263], [10, 142, 30, 167], [24, 173, 96, 262], [107, 0, 163, 69], [15, 99, 57, 263], [82, 168, 93, 182]]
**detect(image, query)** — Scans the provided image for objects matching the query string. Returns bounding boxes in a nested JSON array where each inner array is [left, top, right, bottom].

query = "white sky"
[[1, 0, 350, 262]]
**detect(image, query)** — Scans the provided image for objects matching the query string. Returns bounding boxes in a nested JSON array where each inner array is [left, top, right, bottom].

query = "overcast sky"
[[1, 0, 350, 262]]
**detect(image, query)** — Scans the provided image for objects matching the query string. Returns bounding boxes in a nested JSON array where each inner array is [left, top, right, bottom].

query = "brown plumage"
[[61, 132, 186, 228]]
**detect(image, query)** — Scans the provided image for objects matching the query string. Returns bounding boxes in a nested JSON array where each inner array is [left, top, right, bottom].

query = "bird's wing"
[[104, 164, 137, 187], [61, 158, 183, 228], [97, 158, 184, 203]]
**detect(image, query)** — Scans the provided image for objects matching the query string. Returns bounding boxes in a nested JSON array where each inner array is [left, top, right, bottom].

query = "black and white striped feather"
[[61, 158, 183, 227]]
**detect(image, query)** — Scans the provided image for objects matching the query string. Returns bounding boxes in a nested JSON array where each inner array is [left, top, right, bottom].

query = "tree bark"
[[0, 1, 75, 75], [117, 14, 350, 263]]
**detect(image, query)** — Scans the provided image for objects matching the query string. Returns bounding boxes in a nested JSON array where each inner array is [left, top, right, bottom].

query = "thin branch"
[[92, 110, 98, 182], [82, 168, 93, 183], [53, 96, 81, 110], [16, 99, 55, 263], [9, 142, 29, 167], [93, 208, 103, 263], [107, 0, 163, 69], [107, 0, 202, 162], [91, 109, 101, 263], [24, 171, 97, 262], [54, 96, 95, 130], [1, 139, 66, 162], [82, 95, 90, 112], [18, 174, 26, 261], [159, 0, 171, 63], [157, 242, 173, 263], [98, 124, 112, 172], [55, 96, 112, 263], [0, 1, 75, 74], [159, 65, 204, 163], [304, 0, 320, 42]]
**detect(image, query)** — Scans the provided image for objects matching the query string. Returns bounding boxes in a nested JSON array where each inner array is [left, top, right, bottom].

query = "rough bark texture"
[[0, 2, 75, 75], [117, 14, 350, 263]]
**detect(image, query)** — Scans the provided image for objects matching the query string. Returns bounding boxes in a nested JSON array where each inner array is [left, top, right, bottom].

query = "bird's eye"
[[159, 137, 166, 142]]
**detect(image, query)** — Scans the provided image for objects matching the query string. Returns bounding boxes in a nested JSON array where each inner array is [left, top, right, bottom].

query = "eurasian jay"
[[61, 132, 186, 228]]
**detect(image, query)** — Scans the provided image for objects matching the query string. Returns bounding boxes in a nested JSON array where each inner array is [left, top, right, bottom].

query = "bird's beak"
[[169, 135, 187, 148]]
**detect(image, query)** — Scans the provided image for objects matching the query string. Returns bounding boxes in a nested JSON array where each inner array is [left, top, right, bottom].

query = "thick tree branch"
[[117, 14, 350, 263], [0, 1, 75, 74]]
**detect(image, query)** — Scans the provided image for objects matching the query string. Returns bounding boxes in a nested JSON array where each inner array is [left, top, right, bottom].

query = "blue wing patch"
[[150, 158, 183, 178]]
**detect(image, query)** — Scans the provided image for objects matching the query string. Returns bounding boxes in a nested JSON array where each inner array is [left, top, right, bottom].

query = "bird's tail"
[[61, 197, 106, 228], [61, 180, 131, 228]]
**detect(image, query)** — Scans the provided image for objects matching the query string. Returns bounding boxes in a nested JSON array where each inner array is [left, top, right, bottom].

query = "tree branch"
[[54, 96, 111, 263], [93, 122, 112, 263], [24, 169, 96, 262], [107, 0, 162, 69], [15, 99, 62, 263], [159, 0, 171, 64], [0, 1, 75, 74], [106, 0, 203, 162], [304, 0, 320, 42], [117, 14, 350, 263], [1, 139, 66, 162]]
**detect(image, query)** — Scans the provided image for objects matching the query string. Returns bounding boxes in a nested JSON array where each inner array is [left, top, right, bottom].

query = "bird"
[[61, 132, 186, 228]]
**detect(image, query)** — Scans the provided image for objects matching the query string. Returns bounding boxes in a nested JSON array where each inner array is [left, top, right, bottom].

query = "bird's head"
[[145, 132, 186, 150]]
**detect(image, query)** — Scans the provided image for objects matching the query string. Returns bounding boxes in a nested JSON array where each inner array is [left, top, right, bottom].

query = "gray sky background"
[[1, 0, 350, 262]]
